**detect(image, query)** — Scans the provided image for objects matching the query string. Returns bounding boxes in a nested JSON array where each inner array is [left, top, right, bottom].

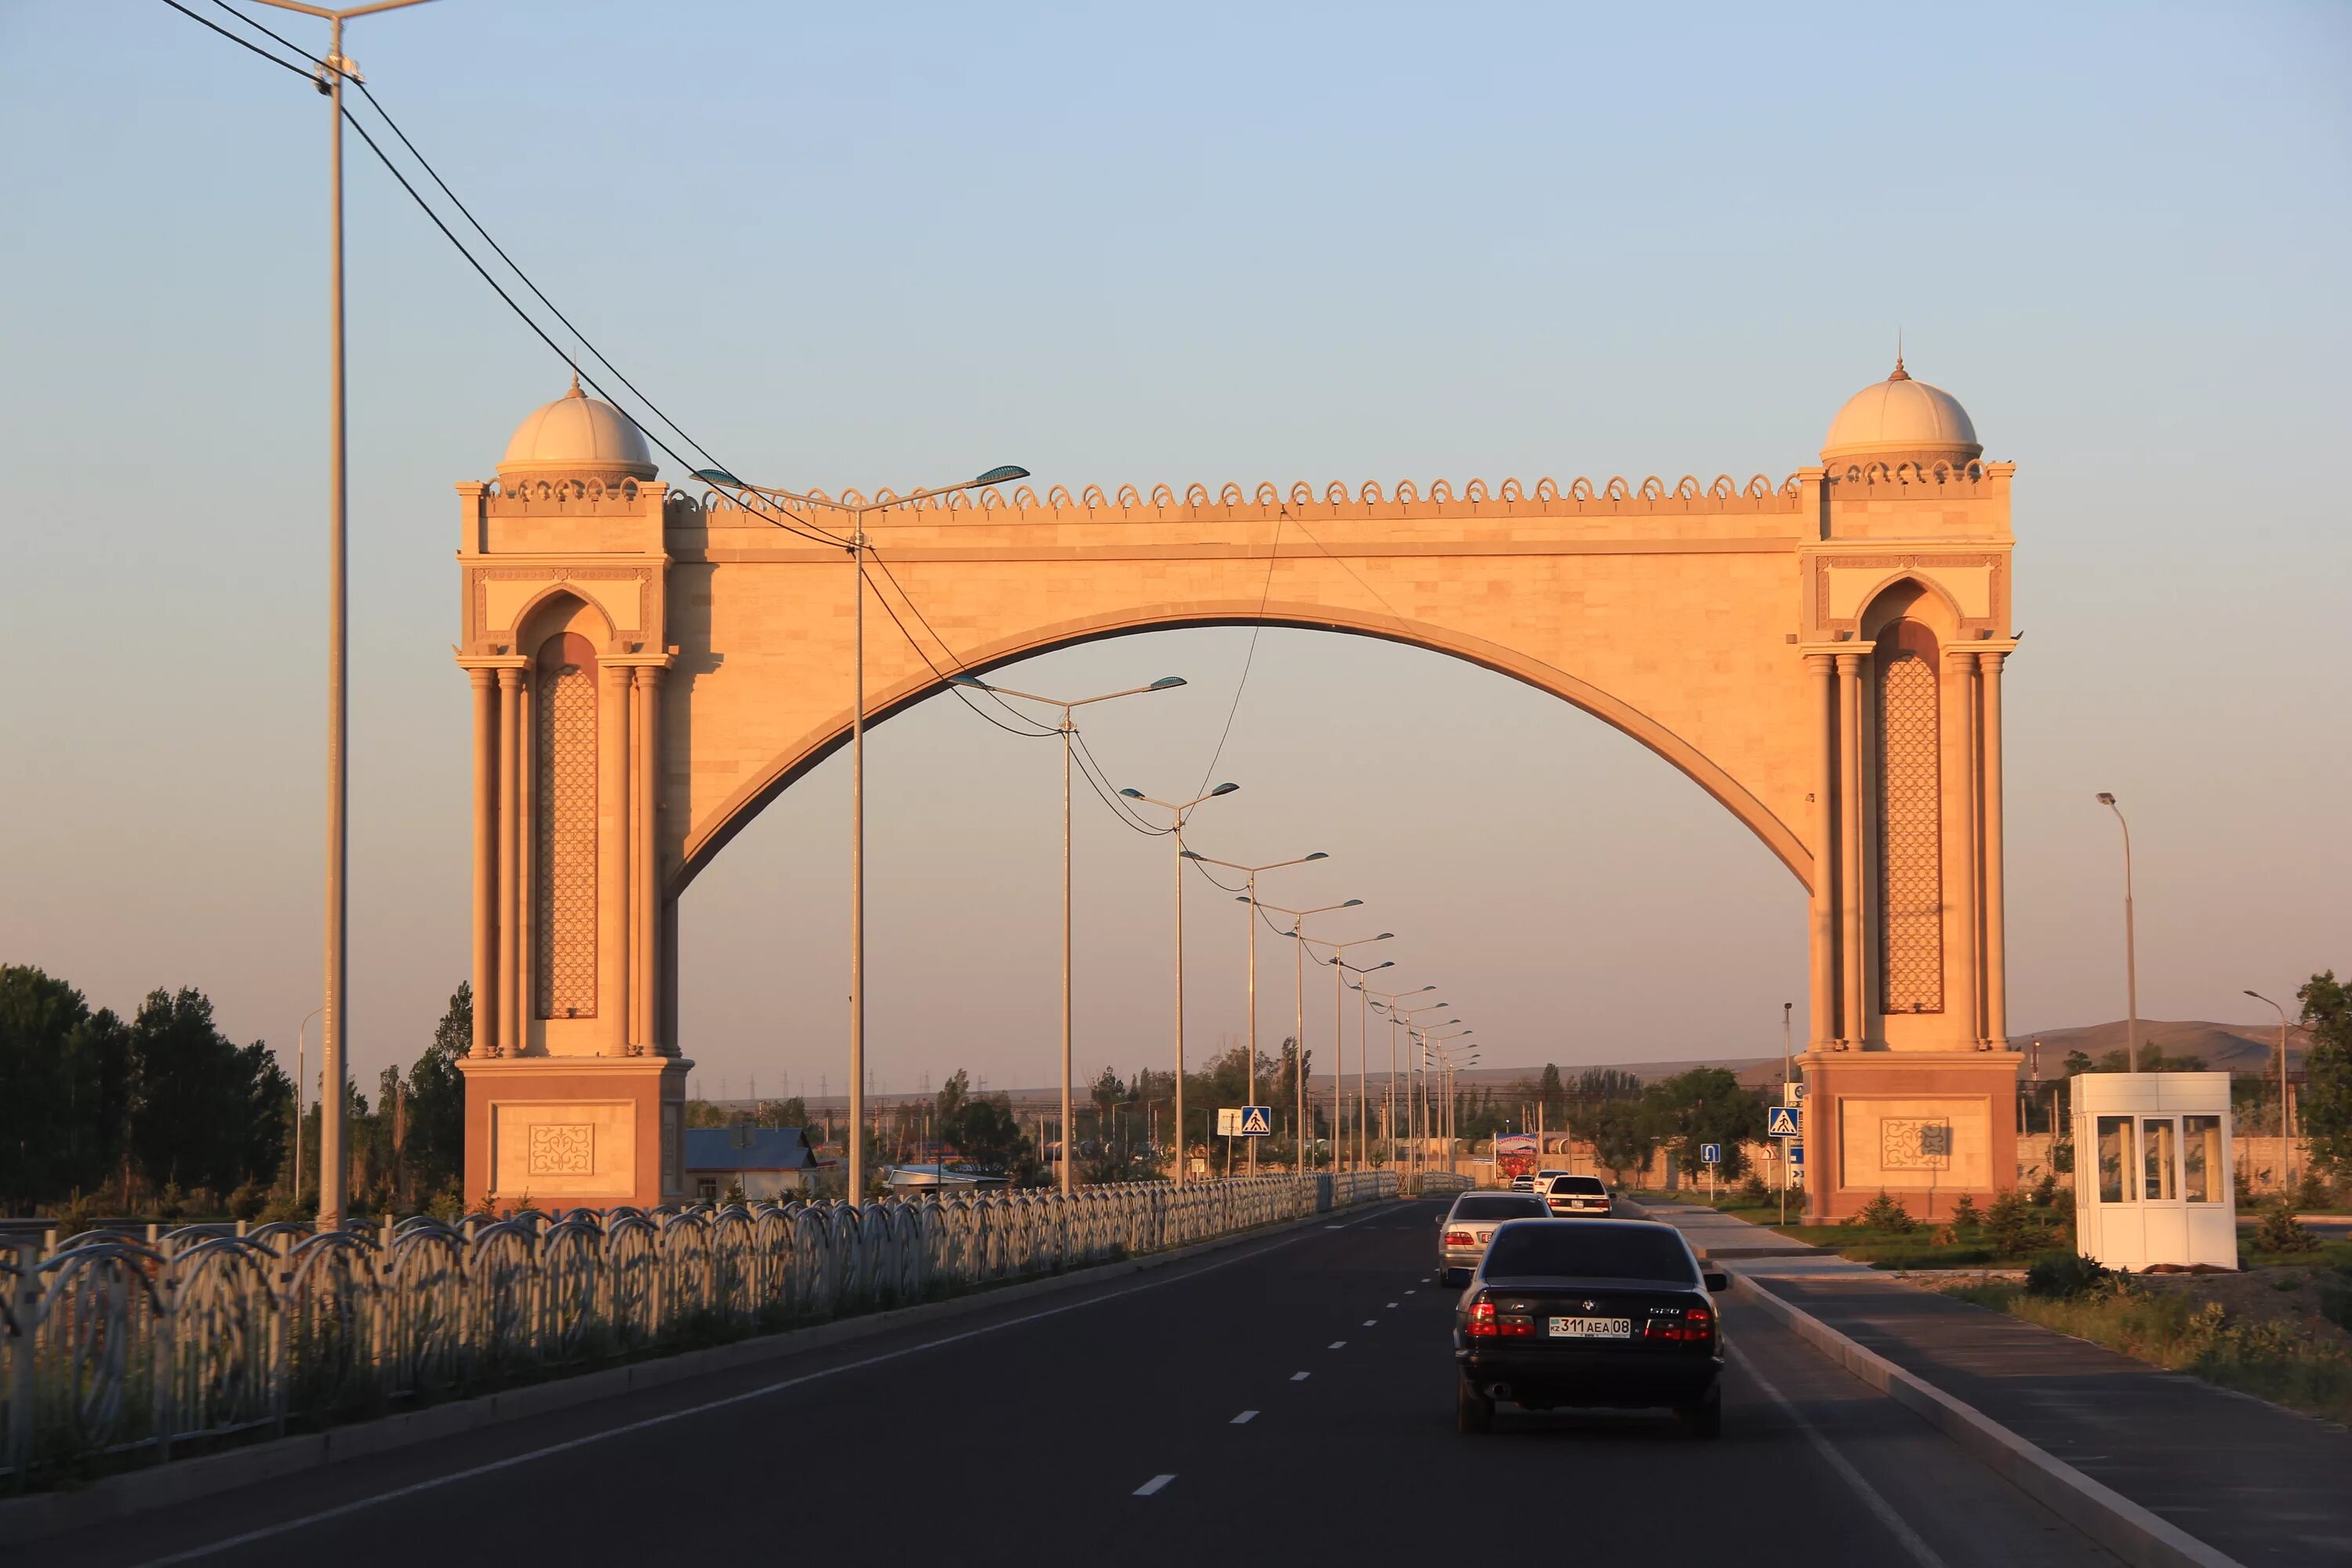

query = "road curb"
[[1733, 1274, 2243, 1568], [0, 1197, 1403, 1549]]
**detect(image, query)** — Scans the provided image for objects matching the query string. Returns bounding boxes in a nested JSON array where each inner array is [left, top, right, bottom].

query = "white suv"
[[1542, 1174, 1613, 1218], [1512, 1166, 1570, 1195]]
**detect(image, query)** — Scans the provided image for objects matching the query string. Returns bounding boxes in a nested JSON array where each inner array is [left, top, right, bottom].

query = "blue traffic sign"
[[1788, 1141, 1804, 1165], [1767, 1105, 1803, 1139], [1238, 1105, 1273, 1137], [1700, 1142, 1722, 1166]]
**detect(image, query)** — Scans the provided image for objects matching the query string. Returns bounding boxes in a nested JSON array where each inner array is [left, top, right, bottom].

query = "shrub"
[[2031, 1172, 2060, 1208], [1951, 1192, 1984, 1229], [1847, 1190, 1915, 1232], [225, 1181, 267, 1221], [1738, 1173, 1769, 1201], [2254, 1200, 2320, 1254], [1987, 1189, 2038, 1258], [2293, 1171, 2334, 1211], [2318, 1271, 2352, 1334], [2025, 1251, 2110, 1300]]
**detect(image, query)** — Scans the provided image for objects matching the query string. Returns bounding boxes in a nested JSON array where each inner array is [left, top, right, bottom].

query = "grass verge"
[[1942, 1277, 2352, 1427]]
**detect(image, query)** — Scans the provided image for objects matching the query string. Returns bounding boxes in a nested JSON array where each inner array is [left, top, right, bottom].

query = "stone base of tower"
[[1798, 1050, 2022, 1225], [459, 1055, 692, 1212]]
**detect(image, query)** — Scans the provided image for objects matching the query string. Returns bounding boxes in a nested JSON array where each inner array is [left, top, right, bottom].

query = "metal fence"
[[0, 1172, 1392, 1486]]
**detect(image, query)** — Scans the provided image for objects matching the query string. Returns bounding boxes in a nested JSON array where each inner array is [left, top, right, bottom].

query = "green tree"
[[2298, 971, 2352, 1180], [126, 986, 290, 1199], [0, 966, 135, 1208], [403, 984, 470, 1202], [1644, 1067, 1757, 1180]]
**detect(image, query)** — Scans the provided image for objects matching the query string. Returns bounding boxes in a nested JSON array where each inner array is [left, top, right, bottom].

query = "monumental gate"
[[452, 359, 2020, 1221]]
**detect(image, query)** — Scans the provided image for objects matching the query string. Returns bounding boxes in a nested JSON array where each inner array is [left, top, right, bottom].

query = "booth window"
[[2096, 1116, 2134, 1203], [2183, 1115, 2223, 1203], [2142, 1117, 2178, 1201]]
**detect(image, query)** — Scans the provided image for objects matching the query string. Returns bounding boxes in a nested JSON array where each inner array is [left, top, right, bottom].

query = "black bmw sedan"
[[1451, 1218, 1729, 1438]]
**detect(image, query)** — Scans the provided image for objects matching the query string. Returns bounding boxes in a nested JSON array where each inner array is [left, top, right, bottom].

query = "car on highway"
[[1453, 1218, 1728, 1439], [1542, 1173, 1612, 1218], [1512, 1166, 1569, 1195], [1436, 1191, 1553, 1285]]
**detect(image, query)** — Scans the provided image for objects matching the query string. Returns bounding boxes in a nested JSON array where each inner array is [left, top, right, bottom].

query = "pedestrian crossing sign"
[[1767, 1105, 1802, 1139], [1238, 1105, 1273, 1137]]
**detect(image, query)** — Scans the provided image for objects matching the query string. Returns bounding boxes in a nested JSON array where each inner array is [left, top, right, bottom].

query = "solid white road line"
[[136, 1203, 1400, 1566], [1230, 1410, 1258, 1425], [1134, 1474, 1177, 1497], [1730, 1345, 1950, 1568]]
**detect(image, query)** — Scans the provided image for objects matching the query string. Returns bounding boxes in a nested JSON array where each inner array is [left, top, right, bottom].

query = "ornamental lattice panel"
[[1876, 645, 1943, 1012], [535, 665, 597, 1018]]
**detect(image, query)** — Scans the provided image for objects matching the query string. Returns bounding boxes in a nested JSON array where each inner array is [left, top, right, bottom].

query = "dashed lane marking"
[[1230, 1410, 1258, 1425], [1134, 1474, 1177, 1497], [1385, 1301, 1398, 1308], [1328, 1340, 1347, 1349], [1290, 1371, 1311, 1381], [1361, 1319, 1377, 1326]]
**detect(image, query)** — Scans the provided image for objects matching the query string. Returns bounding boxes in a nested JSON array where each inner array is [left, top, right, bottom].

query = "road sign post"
[[1766, 1105, 1802, 1224], [1700, 1142, 1722, 1200]]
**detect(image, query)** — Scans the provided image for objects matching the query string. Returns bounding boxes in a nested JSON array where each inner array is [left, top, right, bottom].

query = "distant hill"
[[2011, 1019, 2299, 1081], [1444, 1019, 2302, 1091]]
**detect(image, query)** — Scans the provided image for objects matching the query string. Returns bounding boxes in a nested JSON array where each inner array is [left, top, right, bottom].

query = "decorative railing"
[[1405, 1171, 1475, 1197], [0, 1174, 1393, 1486]]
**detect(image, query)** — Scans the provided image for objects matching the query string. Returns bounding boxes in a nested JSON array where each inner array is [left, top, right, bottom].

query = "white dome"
[[1821, 360, 1981, 466], [497, 377, 656, 481]]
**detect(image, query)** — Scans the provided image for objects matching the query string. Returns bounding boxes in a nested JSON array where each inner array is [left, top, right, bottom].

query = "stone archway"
[[452, 366, 2023, 1219]]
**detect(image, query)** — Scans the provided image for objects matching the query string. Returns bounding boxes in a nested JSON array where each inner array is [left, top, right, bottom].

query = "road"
[[51, 1200, 2124, 1567]]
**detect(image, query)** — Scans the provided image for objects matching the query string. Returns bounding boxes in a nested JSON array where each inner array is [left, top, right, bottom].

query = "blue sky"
[[2, 2, 2346, 1099]]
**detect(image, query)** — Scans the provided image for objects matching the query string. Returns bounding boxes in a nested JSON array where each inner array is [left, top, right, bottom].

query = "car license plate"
[[1549, 1316, 1632, 1339]]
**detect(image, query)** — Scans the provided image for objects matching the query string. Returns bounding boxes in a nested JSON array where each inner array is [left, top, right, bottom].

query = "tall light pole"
[[1307, 943, 1395, 1171], [2245, 989, 2299, 1193], [1181, 848, 1330, 1174], [238, 0, 439, 1231], [954, 675, 1189, 1193], [1244, 898, 1366, 1176], [1118, 782, 1241, 1188], [2095, 793, 2140, 1075], [1392, 1000, 1457, 1180], [1359, 983, 1436, 1167], [1424, 1027, 1475, 1178], [700, 466, 1031, 1207], [293, 1004, 323, 1206]]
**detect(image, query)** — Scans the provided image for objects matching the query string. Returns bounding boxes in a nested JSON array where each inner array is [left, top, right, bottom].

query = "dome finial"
[[1889, 329, 1909, 382], [566, 364, 583, 398]]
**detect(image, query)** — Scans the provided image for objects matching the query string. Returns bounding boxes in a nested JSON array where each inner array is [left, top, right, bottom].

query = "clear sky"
[[2, 2, 2346, 1105]]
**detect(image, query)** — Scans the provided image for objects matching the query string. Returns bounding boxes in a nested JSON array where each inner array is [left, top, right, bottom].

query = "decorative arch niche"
[[534, 629, 600, 1020], [1873, 615, 1943, 1014]]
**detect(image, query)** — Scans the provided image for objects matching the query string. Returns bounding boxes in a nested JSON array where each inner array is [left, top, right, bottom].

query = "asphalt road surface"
[[48, 1200, 2126, 1567]]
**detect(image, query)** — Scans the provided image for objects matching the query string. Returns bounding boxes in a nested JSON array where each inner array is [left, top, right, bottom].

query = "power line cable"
[[1192, 507, 1285, 797]]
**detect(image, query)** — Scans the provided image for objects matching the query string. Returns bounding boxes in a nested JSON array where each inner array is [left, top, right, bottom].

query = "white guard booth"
[[2071, 1071, 2236, 1271]]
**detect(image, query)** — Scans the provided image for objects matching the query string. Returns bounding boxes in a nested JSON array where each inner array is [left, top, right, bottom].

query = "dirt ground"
[[2135, 1265, 2352, 1354]]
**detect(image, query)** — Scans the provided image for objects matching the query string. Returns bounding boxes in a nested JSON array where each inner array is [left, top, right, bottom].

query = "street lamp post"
[[293, 1004, 323, 1207], [700, 466, 1032, 1207], [1118, 783, 1241, 1189], [2095, 793, 2140, 1075], [1357, 983, 1436, 1169], [240, 0, 439, 1231], [953, 677, 1190, 1195], [1245, 898, 1367, 1176], [1392, 1000, 1457, 1179], [2245, 989, 2299, 1194], [1181, 849, 1331, 1174], [1780, 1000, 1794, 1225], [1307, 943, 1394, 1171]]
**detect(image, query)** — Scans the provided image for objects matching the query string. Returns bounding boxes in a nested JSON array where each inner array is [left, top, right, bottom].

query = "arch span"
[[670, 597, 1813, 898]]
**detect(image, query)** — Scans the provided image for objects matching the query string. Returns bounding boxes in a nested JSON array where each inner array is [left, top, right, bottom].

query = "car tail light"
[[1644, 1307, 1716, 1344], [1468, 1301, 1498, 1338], [1446, 1230, 1474, 1247], [1497, 1314, 1535, 1338]]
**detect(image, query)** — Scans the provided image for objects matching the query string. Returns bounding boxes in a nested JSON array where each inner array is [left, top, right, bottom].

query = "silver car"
[[1439, 1191, 1554, 1285]]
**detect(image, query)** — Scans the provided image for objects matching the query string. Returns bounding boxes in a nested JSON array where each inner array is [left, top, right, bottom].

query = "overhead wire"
[[169, 0, 1250, 843], [1192, 507, 1285, 798]]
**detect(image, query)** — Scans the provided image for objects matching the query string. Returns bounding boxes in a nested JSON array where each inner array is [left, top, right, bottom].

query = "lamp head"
[[1148, 676, 1187, 690], [948, 674, 990, 690], [1375, 932, 1394, 941], [1210, 782, 1240, 797], [1374, 960, 1393, 970], [1341, 898, 1363, 908], [1305, 851, 1329, 862], [1119, 788, 1145, 799], [691, 466, 744, 486], [972, 465, 1030, 486], [2096, 792, 2116, 806], [1180, 849, 1204, 861]]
